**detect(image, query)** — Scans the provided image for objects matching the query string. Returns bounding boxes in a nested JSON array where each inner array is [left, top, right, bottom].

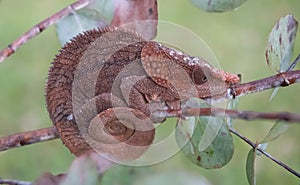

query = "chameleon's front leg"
[[74, 93, 155, 161], [120, 75, 180, 123]]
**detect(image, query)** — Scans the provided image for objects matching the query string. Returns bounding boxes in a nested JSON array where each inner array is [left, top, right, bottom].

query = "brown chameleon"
[[45, 27, 240, 161]]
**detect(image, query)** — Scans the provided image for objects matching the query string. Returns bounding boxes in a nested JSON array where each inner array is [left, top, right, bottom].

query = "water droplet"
[[67, 114, 73, 121], [169, 50, 175, 56], [176, 50, 183, 55]]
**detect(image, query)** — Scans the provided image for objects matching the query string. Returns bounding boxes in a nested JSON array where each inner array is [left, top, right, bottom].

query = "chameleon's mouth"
[[195, 81, 238, 102], [198, 72, 241, 101]]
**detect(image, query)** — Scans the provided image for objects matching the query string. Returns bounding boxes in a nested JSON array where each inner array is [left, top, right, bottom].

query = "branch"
[[229, 128, 300, 178], [0, 0, 94, 63], [0, 178, 31, 185], [0, 127, 59, 152], [2, 106, 299, 153], [231, 70, 300, 98], [153, 107, 300, 123], [1, 71, 300, 152]]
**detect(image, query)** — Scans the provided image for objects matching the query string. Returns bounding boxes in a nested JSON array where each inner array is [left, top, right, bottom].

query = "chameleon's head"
[[141, 41, 240, 100], [185, 56, 241, 99]]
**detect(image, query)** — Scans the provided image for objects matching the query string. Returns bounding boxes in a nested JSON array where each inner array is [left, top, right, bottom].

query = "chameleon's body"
[[46, 27, 240, 159]]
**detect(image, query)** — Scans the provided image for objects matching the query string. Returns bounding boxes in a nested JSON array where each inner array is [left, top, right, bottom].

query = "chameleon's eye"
[[192, 67, 208, 85]]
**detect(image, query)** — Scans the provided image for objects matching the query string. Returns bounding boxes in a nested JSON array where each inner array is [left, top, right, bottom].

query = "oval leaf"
[[226, 98, 239, 127], [101, 166, 152, 185], [256, 143, 268, 156], [111, 0, 158, 40], [269, 87, 279, 101], [260, 121, 288, 144], [56, 0, 114, 45], [61, 156, 99, 185], [246, 149, 256, 185], [176, 116, 234, 169], [191, 0, 247, 12], [265, 14, 298, 73]]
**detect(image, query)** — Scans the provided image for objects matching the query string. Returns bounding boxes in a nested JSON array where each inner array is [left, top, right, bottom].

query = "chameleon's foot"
[[87, 107, 155, 162]]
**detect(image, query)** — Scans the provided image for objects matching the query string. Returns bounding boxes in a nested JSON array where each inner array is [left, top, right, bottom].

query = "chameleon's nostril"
[[237, 74, 242, 80]]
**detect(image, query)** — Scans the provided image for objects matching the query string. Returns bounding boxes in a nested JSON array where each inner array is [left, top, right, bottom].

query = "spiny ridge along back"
[[59, 27, 118, 53], [54, 27, 147, 64]]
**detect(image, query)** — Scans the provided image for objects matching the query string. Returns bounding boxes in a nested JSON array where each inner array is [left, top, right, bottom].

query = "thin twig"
[[153, 107, 300, 123], [0, 127, 59, 152], [287, 54, 300, 71], [1, 106, 300, 153], [229, 128, 300, 178], [0, 178, 31, 185], [0, 0, 94, 63]]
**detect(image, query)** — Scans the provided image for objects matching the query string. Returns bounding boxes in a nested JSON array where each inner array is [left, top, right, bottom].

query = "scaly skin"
[[45, 27, 240, 157]]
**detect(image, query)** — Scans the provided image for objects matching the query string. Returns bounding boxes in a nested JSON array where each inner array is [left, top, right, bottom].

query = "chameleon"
[[45, 27, 240, 161]]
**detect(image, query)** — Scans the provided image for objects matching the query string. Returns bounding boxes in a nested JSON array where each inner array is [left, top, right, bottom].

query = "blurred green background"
[[0, 0, 299, 184]]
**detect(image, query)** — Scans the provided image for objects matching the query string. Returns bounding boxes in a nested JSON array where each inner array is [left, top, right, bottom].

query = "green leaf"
[[176, 116, 234, 169], [102, 165, 211, 185], [101, 166, 152, 185], [226, 98, 239, 127], [269, 87, 279, 101], [246, 149, 256, 185], [256, 121, 288, 156], [191, 0, 247, 12], [133, 170, 211, 185], [56, 0, 114, 45], [89, 0, 114, 21], [266, 14, 298, 73], [266, 14, 298, 100], [260, 121, 288, 144], [60, 156, 99, 185], [256, 143, 268, 156]]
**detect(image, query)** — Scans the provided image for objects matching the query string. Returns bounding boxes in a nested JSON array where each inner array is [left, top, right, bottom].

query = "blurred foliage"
[[191, 0, 248, 12], [246, 148, 256, 185], [266, 14, 298, 73], [0, 0, 299, 184]]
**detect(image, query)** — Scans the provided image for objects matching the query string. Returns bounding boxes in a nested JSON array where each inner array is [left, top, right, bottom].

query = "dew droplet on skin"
[[67, 114, 73, 121], [183, 56, 190, 62], [192, 57, 199, 62], [176, 50, 183, 56], [185, 57, 198, 66], [226, 88, 236, 99], [169, 50, 175, 56]]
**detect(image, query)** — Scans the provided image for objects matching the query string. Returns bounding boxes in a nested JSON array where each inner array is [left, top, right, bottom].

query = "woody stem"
[[0, 127, 59, 152], [229, 128, 300, 178], [0, 0, 94, 63], [232, 70, 300, 98]]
